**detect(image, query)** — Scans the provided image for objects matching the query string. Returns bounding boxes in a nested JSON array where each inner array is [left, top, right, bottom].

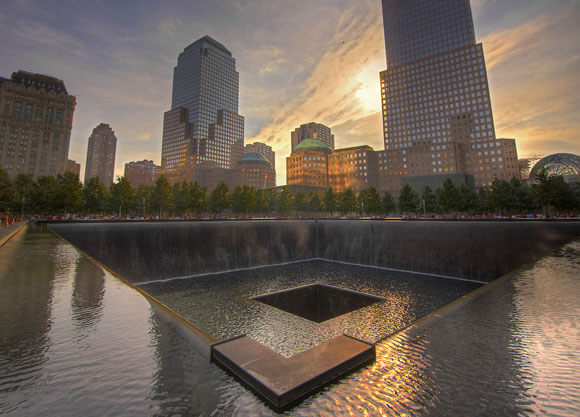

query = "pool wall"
[[49, 220, 580, 283]]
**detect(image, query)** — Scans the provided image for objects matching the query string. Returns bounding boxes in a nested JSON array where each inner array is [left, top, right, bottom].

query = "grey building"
[[379, 0, 517, 190], [161, 36, 244, 188], [291, 122, 335, 153], [0, 71, 76, 179], [85, 123, 117, 185]]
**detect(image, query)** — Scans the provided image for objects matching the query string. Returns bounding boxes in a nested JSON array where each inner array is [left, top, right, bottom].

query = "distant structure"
[[85, 123, 117, 185], [235, 152, 276, 189], [161, 36, 244, 189], [67, 159, 81, 178], [287, 138, 332, 188], [124, 159, 161, 187], [286, 139, 377, 193], [244, 142, 275, 170], [291, 123, 334, 153], [529, 153, 580, 184], [0, 70, 76, 178], [378, 0, 519, 192]]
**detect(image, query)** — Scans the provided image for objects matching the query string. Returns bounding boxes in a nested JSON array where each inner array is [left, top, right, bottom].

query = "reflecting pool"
[[1, 225, 579, 416]]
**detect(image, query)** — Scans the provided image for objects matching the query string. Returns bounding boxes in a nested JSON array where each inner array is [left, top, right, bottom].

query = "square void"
[[253, 283, 385, 323]]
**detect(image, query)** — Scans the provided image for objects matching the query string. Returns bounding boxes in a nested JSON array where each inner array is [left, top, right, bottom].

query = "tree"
[[293, 190, 308, 212], [110, 177, 135, 218], [382, 192, 396, 215], [324, 188, 336, 215], [306, 191, 322, 213], [276, 187, 294, 214], [398, 184, 420, 214], [255, 189, 273, 214], [436, 178, 461, 214], [151, 175, 173, 217], [209, 181, 230, 214], [0, 168, 14, 214], [420, 186, 437, 214], [358, 187, 383, 216], [13, 173, 35, 216], [231, 185, 256, 216], [488, 178, 515, 215], [56, 171, 83, 215], [83, 177, 108, 215], [173, 182, 189, 217], [134, 184, 153, 217], [188, 182, 207, 216], [32, 176, 58, 216], [338, 188, 358, 215]]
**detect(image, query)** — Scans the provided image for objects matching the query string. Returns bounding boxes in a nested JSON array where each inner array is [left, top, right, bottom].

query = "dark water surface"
[[1, 226, 579, 416]]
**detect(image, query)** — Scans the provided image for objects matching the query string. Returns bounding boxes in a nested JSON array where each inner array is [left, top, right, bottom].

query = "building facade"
[[234, 152, 276, 189], [85, 123, 117, 185], [327, 145, 377, 193], [379, 0, 517, 191], [244, 141, 275, 170], [67, 159, 81, 178], [0, 71, 76, 179], [161, 36, 244, 188], [287, 138, 332, 188], [124, 159, 161, 187], [291, 122, 334, 153], [287, 139, 379, 193]]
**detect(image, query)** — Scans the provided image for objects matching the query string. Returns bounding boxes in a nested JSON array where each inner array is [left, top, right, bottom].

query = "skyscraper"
[[379, 0, 518, 191], [161, 36, 244, 188], [0, 71, 76, 179], [291, 122, 334, 153], [85, 123, 117, 185]]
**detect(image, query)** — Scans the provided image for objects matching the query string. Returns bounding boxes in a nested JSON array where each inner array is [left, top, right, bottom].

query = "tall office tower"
[[161, 36, 244, 188], [0, 71, 76, 179], [244, 142, 275, 170], [85, 123, 117, 185], [291, 122, 335, 153], [124, 159, 161, 187], [379, 0, 517, 191]]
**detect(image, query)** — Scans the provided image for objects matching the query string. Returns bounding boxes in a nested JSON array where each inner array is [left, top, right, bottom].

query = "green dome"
[[238, 152, 271, 165], [294, 138, 332, 154]]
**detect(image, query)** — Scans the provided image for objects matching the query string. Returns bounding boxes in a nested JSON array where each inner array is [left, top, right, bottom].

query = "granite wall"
[[49, 220, 580, 283]]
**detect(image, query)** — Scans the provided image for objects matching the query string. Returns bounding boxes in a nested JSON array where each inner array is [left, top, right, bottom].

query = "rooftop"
[[293, 138, 332, 154]]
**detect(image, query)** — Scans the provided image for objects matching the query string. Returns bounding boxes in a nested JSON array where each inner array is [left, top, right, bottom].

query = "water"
[[140, 261, 481, 357], [1, 225, 579, 416]]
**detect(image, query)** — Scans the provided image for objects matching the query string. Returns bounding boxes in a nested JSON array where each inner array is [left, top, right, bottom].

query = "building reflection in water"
[[0, 226, 56, 413], [71, 255, 105, 336]]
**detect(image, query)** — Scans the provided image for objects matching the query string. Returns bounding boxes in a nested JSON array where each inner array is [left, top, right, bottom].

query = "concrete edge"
[[47, 224, 217, 358], [0, 222, 27, 248]]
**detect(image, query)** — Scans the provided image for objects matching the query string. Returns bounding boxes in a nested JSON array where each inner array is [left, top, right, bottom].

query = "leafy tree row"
[[1, 168, 578, 218]]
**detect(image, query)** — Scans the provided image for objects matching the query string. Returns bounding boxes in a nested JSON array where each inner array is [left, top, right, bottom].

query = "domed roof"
[[294, 138, 332, 154], [530, 153, 580, 179], [238, 152, 271, 166]]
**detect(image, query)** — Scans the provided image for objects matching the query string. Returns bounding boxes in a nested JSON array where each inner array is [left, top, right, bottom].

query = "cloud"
[[484, 1, 580, 159], [158, 18, 182, 39], [246, 1, 384, 183]]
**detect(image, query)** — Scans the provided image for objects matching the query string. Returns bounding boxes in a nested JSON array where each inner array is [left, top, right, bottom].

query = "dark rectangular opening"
[[253, 283, 385, 323]]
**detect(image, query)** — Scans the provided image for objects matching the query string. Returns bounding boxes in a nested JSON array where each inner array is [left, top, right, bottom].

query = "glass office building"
[[379, 0, 518, 190], [161, 36, 244, 186]]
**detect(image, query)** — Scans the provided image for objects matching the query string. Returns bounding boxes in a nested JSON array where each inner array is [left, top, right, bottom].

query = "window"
[[24, 104, 32, 119], [13, 102, 22, 118], [35, 107, 43, 121]]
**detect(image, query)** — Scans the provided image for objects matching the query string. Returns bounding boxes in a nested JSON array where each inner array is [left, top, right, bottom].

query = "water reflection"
[[1, 226, 579, 416], [0, 227, 56, 414], [71, 256, 105, 336]]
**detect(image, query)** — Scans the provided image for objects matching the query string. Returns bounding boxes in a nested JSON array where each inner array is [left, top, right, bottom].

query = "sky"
[[1, 0, 578, 184]]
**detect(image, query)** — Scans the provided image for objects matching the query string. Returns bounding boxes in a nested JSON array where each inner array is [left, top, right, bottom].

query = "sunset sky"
[[1, 0, 578, 184]]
